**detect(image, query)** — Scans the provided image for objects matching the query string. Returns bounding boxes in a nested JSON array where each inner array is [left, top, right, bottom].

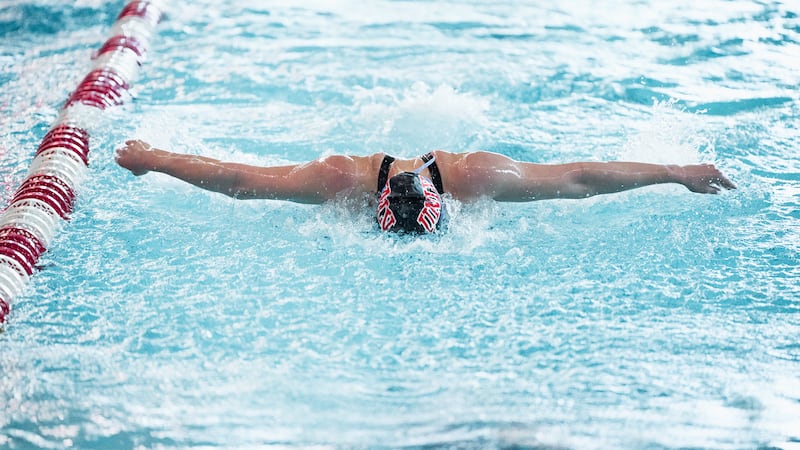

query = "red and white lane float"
[[0, 1, 165, 324]]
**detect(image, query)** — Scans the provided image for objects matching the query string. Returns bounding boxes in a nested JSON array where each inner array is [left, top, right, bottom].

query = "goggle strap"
[[412, 156, 436, 175]]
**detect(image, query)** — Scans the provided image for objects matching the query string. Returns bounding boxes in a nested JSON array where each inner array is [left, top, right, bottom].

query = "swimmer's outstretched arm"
[[115, 140, 371, 203], [448, 151, 736, 201]]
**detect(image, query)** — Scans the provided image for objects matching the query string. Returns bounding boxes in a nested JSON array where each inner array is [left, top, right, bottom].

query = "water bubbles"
[[3, 0, 798, 448]]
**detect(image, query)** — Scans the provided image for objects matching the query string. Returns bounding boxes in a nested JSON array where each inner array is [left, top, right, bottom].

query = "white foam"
[[355, 82, 490, 154], [619, 100, 715, 165]]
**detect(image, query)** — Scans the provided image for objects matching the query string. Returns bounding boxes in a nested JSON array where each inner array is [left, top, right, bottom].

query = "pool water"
[[2, 1, 799, 448]]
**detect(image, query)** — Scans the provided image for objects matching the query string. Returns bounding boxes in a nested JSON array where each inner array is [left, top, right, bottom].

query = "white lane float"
[[0, 0, 166, 324]]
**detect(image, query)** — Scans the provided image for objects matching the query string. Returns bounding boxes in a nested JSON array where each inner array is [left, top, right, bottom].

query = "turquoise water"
[[2, 1, 799, 448]]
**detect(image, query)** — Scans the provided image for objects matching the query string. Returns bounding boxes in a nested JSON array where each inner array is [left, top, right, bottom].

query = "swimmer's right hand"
[[115, 139, 155, 176]]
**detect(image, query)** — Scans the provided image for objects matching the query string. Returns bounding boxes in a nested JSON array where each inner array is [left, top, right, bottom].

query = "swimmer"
[[116, 139, 736, 233]]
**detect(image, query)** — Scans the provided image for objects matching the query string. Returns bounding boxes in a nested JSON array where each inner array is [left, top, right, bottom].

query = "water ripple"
[[2, 1, 799, 449]]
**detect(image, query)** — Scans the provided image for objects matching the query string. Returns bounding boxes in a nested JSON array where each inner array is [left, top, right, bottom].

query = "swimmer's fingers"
[[705, 168, 736, 193], [681, 164, 736, 194], [715, 172, 737, 190], [123, 139, 153, 152]]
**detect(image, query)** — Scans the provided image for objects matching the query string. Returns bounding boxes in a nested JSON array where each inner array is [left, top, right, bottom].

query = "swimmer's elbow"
[[227, 187, 255, 199], [224, 173, 265, 199], [227, 181, 282, 200], [229, 176, 334, 203], [557, 165, 600, 198]]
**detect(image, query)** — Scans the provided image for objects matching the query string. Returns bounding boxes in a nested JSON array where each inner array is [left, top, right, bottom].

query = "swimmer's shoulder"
[[430, 149, 511, 167], [315, 153, 381, 172], [429, 150, 521, 200], [425, 150, 467, 197], [325, 152, 392, 193]]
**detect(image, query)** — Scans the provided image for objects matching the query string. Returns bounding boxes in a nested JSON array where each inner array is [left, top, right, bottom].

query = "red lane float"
[[0, 1, 165, 324], [96, 36, 146, 59]]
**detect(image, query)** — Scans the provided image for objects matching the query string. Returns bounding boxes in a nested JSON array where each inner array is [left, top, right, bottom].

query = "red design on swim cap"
[[417, 177, 442, 233], [376, 182, 396, 231]]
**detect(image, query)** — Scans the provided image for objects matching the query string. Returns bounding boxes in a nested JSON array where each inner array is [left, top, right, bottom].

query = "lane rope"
[[0, 1, 165, 324]]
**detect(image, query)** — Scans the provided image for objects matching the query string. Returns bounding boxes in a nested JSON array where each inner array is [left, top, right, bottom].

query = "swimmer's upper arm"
[[447, 151, 592, 201], [231, 155, 369, 203]]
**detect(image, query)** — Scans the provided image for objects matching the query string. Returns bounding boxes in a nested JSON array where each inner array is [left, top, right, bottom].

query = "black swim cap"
[[376, 172, 446, 233]]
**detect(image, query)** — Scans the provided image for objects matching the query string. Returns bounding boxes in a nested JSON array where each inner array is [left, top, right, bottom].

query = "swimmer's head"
[[376, 172, 446, 234]]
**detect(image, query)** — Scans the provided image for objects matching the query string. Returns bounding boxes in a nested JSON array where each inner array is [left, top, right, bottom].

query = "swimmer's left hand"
[[673, 164, 737, 194]]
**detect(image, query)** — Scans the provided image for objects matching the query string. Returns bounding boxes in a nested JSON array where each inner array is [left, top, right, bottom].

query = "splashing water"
[[1, 1, 799, 449]]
